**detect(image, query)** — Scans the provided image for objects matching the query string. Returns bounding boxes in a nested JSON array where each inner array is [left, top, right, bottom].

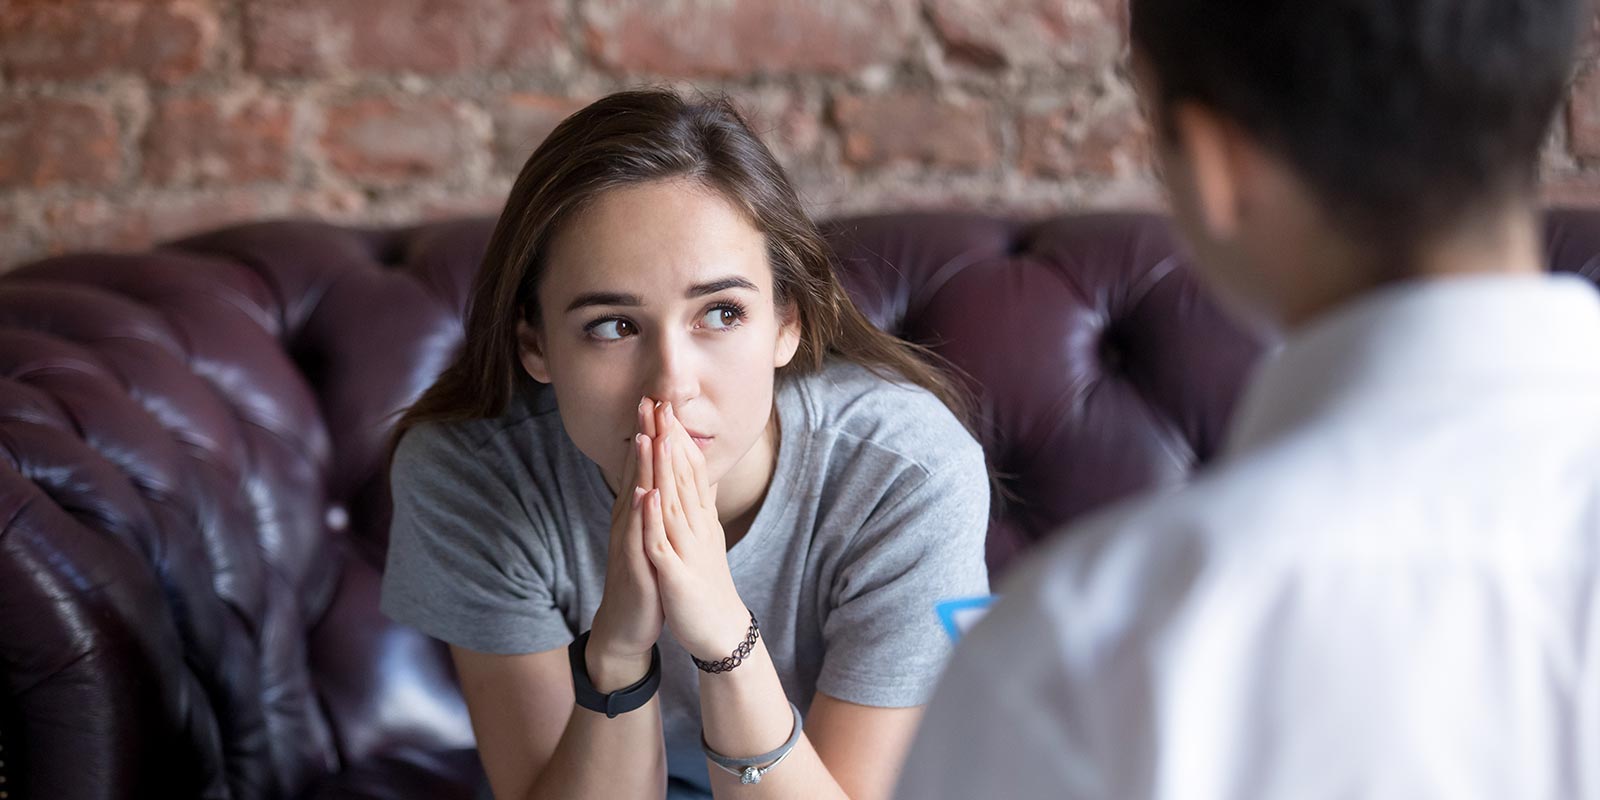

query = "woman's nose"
[[644, 333, 700, 407]]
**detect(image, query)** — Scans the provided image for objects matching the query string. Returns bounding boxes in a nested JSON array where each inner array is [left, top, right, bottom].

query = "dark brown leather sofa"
[[3, 210, 1597, 798]]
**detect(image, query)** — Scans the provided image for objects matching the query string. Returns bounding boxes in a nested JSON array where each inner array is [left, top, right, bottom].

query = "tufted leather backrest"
[[823, 213, 1269, 569], [1, 210, 1598, 798], [0, 222, 485, 799]]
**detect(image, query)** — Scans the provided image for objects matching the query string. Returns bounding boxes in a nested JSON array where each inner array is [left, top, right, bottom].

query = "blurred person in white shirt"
[[898, 1, 1600, 798]]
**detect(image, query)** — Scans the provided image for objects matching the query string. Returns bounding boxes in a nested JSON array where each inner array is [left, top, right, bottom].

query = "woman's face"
[[518, 178, 802, 489]]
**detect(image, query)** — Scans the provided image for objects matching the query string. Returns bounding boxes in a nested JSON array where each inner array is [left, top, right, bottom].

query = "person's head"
[[395, 89, 971, 489], [1130, 0, 1588, 324]]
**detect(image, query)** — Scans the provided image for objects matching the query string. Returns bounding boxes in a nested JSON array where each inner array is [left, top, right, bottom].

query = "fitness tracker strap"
[[567, 630, 662, 719]]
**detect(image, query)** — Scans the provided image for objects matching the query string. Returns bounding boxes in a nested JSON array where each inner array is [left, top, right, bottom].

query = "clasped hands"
[[587, 397, 753, 675]]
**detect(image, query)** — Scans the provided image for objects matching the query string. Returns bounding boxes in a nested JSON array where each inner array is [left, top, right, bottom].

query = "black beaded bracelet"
[[691, 611, 760, 674]]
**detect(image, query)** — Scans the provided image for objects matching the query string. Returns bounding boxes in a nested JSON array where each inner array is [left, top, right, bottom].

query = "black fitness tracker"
[[568, 630, 662, 718]]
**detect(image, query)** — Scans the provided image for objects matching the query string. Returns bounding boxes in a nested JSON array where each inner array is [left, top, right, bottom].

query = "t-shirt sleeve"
[[816, 437, 991, 707], [379, 421, 574, 655]]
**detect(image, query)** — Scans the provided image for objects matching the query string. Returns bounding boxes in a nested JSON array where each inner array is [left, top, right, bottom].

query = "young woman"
[[380, 89, 990, 800]]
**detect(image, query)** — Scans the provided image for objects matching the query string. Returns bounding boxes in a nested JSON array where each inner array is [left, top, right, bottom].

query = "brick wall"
[[1, 0, 1597, 270]]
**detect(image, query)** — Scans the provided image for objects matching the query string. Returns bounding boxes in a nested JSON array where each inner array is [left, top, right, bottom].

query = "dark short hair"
[[1131, 0, 1587, 253]]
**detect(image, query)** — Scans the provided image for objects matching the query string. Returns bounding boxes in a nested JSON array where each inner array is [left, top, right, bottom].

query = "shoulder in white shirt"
[[898, 274, 1600, 800]]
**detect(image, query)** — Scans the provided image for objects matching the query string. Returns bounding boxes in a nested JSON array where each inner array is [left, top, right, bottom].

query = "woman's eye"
[[586, 319, 636, 340], [701, 305, 745, 330]]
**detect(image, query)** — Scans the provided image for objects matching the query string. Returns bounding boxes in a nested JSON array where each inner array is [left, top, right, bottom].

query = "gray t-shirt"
[[380, 359, 990, 798]]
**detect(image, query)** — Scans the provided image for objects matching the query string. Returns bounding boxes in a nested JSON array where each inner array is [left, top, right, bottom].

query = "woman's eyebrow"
[[564, 277, 757, 313], [566, 291, 642, 312], [687, 277, 758, 297]]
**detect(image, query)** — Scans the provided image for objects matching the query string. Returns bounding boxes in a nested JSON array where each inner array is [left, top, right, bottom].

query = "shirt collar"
[[1222, 272, 1600, 457]]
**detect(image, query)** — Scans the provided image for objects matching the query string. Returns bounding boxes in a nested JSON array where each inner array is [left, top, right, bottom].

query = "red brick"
[[926, 0, 1124, 71], [1019, 91, 1150, 180], [143, 89, 294, 186], [38, 189, 282, 256], [245, 0, 566, 76], [0, 96, 122, 188], [40, 196, 151, 253], [827, 178, 1007, 215], [831, 91, 997, 171], [0, 0, 218, 83], [319, 96, 484, 183], [1571, 64, 1600, 160], [38, 188, 344, 256], [581, 0, 915, 77], [140, 190, 272, 242], [727, 88, 824, 161], [488, 1, 570, 70], [292, 187, 368, 219], [492, 94, 589, 173], [416, 190, 512, 220]]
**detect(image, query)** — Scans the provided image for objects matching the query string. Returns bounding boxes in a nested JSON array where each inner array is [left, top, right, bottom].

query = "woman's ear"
[[517, 318, 552, 384], [773, 302, 802, 369]]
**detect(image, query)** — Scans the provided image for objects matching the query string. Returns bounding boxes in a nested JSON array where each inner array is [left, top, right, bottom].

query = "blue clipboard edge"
[[935, 595, 997, 642]]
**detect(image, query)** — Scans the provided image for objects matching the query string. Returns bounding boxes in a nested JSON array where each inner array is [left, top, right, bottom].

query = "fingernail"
[[633, 486, 646, 507], [650, 489, 661, 508], [634, 433, 645, 446], [655, 400, 663, 409]]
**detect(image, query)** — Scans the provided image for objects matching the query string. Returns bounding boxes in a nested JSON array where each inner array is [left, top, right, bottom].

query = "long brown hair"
[[393, 88, 974, 443]]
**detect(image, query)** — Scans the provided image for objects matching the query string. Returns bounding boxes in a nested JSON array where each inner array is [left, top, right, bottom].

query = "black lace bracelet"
[[692, 611, 759, 674]]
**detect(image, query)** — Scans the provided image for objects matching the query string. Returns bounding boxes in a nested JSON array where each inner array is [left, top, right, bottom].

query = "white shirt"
[[897, 274, 1600, 800]]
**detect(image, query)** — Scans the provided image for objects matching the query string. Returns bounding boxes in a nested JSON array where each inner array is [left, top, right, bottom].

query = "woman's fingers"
[[684, 428, 713, 513], [652, 402, 677, 499], [652, 423, 675, 510], [641, 489, 681, 575], [639, 397, 657, 440], [637, 398, 656, 491], [612, 428, 638, 524], [664, 405, 702, 513], [634, 432, 653, 495], [652, 421, 699, 554], [625, 485, 647, 554], [661, 402, 714, 514]]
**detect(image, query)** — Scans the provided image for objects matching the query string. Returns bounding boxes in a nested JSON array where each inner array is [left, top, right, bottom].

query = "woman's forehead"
[[544, 179, 773, 298]]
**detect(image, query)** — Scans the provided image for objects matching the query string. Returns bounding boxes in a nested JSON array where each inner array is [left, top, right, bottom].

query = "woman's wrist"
[[582, 608, 656, 691], [585, 638, 656, 693], [689, 603, 760, 668], [587, 605, 658, 660]]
